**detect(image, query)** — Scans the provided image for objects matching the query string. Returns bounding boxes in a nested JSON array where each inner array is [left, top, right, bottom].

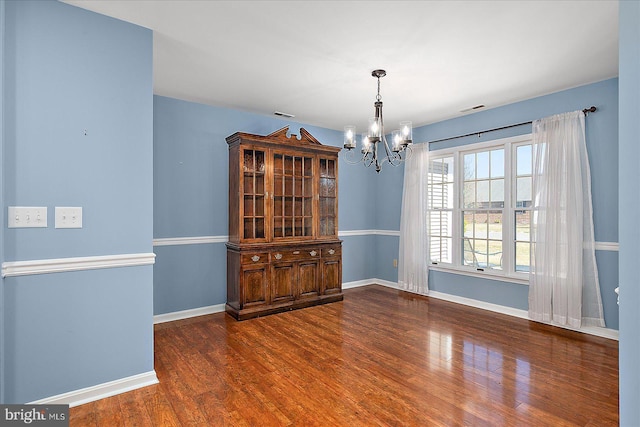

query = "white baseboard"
[[153, 278, 618, 340], [29, 371, 158, 408], [343, 278, 400, 290], [152, 282, 383, 323], [344, 278, 619, 341], [342, 279, 377, 289], [153, 304, 226, 324], [25, 279, 616, 408], [370, 278, 401, 289], [427, 290, 530, 320], [428, 290, 619, 340]]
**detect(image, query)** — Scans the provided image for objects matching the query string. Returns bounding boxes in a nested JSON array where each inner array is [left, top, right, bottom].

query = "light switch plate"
[[55, 207, 82, 229], [8, 206, 48, 228]]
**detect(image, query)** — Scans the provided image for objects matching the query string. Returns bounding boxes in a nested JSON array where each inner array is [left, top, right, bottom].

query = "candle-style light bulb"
[[361, 134, 371, 154], [400, 121, 412, 145], [344, 125, 357, 149], [368, 117, 381, 140], [392, 130, 402, 152]]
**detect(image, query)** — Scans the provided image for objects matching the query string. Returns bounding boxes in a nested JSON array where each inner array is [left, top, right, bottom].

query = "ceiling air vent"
[[460, 104, 486, 113], [274, 111, 295, 118]]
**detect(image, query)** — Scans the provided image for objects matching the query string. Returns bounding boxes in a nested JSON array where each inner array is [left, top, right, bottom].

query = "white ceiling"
[[62, 0, 618, 132]]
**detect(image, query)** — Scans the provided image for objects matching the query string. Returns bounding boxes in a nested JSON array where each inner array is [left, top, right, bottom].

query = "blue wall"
[[2, 1, 153, 403], [413, 78, 620, 330], [0, 0, 630, 409], [154, 78, 620, 331], [360, 78, 620, 329], [153, 95, 378, 314], [421, 79, 619, 242], [618, 1, 640, 424], [348, 77, 620, 329], [0, 0, 6, 404]]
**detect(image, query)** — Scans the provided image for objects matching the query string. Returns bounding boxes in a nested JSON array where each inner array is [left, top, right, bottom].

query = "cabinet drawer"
[[322, 246, 341, 257], [271, 248, 321, 262], [241, 252, 269, 264]]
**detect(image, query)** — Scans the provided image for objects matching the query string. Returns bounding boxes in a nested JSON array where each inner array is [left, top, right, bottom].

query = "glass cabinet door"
[[242, 148, 266, 240], [319, 157, 337, 237], [273, 153, 313, 239]]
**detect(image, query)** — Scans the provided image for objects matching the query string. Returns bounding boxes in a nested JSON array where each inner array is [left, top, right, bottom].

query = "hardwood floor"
[[71, 285, 619, 426]]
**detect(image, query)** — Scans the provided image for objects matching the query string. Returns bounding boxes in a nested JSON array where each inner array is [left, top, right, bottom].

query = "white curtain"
[[398, 143, 429, 294], [529, 110, 605, 328]]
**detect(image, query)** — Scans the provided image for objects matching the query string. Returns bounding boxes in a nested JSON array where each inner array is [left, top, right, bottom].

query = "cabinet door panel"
[[322, 258, 341, 294], [241, 147, 267, 242], [318, 157, 338, 237], [242, 265, 268, 307], [299, 261, 320, 297], [273, 151, 314, 240], [272, 263, 295, 303]]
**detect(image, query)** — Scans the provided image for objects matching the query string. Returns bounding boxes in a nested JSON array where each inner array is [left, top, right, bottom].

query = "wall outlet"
[[393, 258, 398, 268], [55, 207, 82, 229], [8, 206, 48, 228]]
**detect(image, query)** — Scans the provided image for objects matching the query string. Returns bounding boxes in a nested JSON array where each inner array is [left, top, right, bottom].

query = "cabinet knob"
[[251, 255, 260, 262], [274, 253, 283, 260], [310, 250, 317, 256], [328, 249, 335, 255]]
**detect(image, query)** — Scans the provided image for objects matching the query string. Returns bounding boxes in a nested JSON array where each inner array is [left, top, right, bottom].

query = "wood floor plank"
[[92, 391, 125, 427], [68, 401, 97, 427], [71, 285, 618, 426]]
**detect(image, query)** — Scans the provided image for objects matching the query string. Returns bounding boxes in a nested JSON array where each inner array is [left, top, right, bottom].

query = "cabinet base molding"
[[225, 293, 344, 321]]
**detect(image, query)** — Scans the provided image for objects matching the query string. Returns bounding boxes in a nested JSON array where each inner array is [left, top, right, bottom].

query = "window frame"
[[427, 134, 532, 285], [460, 146, 506, 273], [427, 155, 455, 265], [512, 140, 534, 274]]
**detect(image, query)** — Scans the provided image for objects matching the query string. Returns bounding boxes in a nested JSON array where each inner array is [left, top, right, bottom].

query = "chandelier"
[[343, 69, 412, 173]]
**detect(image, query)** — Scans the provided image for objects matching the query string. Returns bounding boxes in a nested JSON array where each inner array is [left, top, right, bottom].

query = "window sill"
[[428, 264, 529, 286]]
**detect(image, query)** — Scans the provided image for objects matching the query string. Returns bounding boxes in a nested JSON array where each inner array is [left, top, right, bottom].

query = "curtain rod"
[[427, 106, 597, 144]]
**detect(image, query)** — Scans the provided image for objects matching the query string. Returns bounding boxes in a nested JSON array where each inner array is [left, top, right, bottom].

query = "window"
[[462, 149, 504, 271], [514, 143, 533, 273], [428, 157, 454, 263], [427, 135, 532, 281]]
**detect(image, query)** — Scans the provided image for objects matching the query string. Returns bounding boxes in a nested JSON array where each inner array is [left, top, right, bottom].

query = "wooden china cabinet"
[[226, 126, 343, 320]]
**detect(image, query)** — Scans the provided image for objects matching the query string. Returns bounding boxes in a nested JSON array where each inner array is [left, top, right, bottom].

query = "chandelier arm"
[[385, 152, 403, 167], [388, 155, 402, 166], [364, 155, 375, 169], [382, 134, 405, 167], [379, 106, 407, 167], [381, 135, 394, 161], [402, 145, 413, 162], [341, 149, 367, 165], [360, 149, 375, 168]]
